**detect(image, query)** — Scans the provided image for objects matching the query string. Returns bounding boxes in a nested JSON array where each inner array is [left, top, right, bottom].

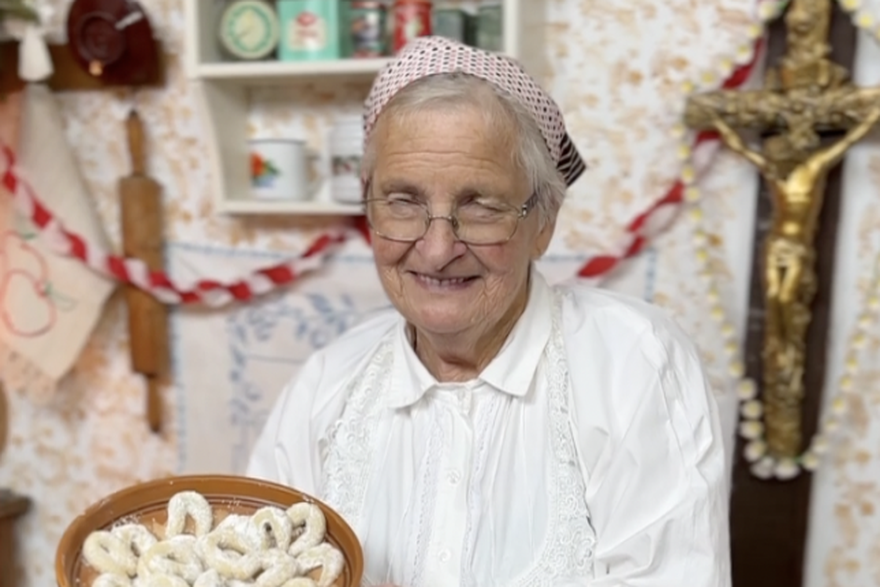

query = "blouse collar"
[[385, 270, 553, 409]]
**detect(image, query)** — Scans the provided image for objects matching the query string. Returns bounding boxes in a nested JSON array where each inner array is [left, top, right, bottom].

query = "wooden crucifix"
[[684, 0, 880, 460]]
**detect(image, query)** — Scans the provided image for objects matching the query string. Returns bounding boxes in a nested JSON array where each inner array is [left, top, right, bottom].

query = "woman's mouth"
[[410, 272, 478, 290]]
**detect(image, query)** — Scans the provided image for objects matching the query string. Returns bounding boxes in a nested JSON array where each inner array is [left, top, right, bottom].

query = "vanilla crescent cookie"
[[136, 575, 190, 587], [193, 569, 225, 587], [112, 523, 159, 559], [254, 549, 300, 587], [83, 530, 139, 577], [296, 543, 344, 587], [199, 528, 263, 580], [166, 491, 214, 538], [137, 535, 204, 584], [92, 573, 132, 587], [194, 569, 266, 587], [215, 514, 264, 552], [252, 506, 294, 552], [280, 580, 317, 587], [286, 504, 326, 557]]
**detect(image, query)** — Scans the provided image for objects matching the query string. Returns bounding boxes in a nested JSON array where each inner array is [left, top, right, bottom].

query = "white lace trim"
[[320, 340, 393, 528], [508, 291, 596, 587]]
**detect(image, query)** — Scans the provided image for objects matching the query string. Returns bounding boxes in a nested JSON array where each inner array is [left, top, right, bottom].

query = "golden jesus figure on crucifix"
[[709, 109, 880, 457], [685, 0, 880, 459]]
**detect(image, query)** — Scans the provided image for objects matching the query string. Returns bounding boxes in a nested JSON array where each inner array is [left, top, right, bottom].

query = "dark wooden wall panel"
[[730, 5, 858, 587]]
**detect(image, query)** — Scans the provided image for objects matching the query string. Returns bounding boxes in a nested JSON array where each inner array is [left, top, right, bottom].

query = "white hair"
[[362, 72, 567, 226]]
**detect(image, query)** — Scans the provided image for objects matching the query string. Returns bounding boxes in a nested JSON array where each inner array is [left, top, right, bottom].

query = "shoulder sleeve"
[[245, 351, 332, 493], [246, 311, 398, 494], [561, 286, 731, 587]]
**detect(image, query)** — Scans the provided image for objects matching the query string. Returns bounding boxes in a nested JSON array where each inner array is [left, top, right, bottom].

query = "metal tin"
[[277, 0, 349, 61], [392, 0, 432, 53], [349, 0, 386, 57], [432, 8, 470, 44], [476, 3, 502, 52]]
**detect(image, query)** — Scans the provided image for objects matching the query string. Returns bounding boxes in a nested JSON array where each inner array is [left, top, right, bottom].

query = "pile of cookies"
[[82, 491, 344, 587]]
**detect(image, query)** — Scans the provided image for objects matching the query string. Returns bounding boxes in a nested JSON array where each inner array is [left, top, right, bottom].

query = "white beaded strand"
[[837, 0, 880, 36], [680, 0, 784, 96], [675, 145, 880, 481]]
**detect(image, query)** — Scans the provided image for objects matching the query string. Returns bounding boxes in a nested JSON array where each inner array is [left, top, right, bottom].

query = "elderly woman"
[[248, 37, 729, 587]]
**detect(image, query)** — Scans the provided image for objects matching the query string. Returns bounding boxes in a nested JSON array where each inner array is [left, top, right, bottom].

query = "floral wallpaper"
[[2, 1, 877, 587], [800, 12, 880, 586]]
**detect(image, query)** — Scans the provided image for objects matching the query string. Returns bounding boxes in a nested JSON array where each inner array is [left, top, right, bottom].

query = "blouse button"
[[581, 539, 595, 561], [438, 549, 452, 562], [447, 469, 462, 484]]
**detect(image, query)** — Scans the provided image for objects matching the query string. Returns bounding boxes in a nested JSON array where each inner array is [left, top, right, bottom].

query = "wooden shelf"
[[0, 41, 166, 94], [218, 198, 363, 215], [197, 58, 392, 84], [185, 0, 543, 216]]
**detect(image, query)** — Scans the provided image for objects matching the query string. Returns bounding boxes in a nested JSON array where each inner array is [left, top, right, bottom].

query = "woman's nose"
[[415, 216, 467, 262]]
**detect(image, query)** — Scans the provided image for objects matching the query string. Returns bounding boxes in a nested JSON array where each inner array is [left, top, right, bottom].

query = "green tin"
[[432, 8, 471, 45], [476, 3, 502, 52], [277, 0, 351, 60]]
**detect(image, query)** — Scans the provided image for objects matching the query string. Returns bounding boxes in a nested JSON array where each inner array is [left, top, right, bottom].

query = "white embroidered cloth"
[[248, 270, 730, 587], [0, 85, 115, 401]]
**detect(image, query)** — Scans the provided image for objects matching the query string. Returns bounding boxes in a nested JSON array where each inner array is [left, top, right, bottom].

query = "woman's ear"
[[531, 214, 557, 260]]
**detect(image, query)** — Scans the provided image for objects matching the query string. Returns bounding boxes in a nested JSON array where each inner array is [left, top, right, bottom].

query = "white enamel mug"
[[249, 139, 322, 201], [327, 116, 365, 204]]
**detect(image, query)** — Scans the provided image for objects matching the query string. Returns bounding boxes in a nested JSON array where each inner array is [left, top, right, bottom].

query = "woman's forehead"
[[379, 102, 513, 139], [366, 108, 529, 200], [375, 109, 515, 161], [374, 136, 520, 193]]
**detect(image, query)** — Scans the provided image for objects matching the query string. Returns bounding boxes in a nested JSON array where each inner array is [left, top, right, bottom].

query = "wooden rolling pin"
[[0, 382, 7, 458], [119, 109, 167, 433]]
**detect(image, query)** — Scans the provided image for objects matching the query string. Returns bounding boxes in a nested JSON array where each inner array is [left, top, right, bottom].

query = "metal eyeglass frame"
[[363, 193, 539, 246]]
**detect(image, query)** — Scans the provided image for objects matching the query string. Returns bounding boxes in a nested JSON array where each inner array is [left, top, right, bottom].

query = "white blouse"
[[247, 271, 731, 587]]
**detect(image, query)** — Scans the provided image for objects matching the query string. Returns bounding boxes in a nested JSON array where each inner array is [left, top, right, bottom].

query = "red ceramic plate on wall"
[[55, 474, 364, 587]]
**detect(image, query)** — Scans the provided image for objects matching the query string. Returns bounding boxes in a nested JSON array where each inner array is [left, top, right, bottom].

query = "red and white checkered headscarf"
[[364, 36, 586, 187]]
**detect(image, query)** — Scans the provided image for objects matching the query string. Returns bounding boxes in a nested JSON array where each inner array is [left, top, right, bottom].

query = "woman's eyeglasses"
[[364, 194, 537, 246]]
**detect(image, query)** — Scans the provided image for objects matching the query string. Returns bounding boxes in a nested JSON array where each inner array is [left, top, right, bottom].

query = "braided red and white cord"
[[1, 146, 352, 308], [579, 40, 763, 277], [0, 40, 762, 307]]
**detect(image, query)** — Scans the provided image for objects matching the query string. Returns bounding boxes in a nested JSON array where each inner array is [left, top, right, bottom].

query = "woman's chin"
[[407, 308, 477, 337]]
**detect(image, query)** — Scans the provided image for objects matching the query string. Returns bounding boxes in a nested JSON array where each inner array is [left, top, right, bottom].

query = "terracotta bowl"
[[55, 475, 363, 587]]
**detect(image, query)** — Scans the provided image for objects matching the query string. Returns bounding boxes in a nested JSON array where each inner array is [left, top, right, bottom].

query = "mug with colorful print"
[[249, 139, 322, 201]]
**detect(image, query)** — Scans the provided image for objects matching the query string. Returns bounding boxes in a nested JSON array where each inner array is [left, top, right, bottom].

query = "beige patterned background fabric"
[[2, 1, 879, 586], [802, 27, 880, 587]]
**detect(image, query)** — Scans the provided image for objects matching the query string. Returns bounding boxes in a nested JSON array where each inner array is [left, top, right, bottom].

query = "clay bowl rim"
[[54, 474, 364, 587]]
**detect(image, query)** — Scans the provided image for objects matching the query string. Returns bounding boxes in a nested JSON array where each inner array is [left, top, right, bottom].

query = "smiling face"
[[367, 103, 555, 340]]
